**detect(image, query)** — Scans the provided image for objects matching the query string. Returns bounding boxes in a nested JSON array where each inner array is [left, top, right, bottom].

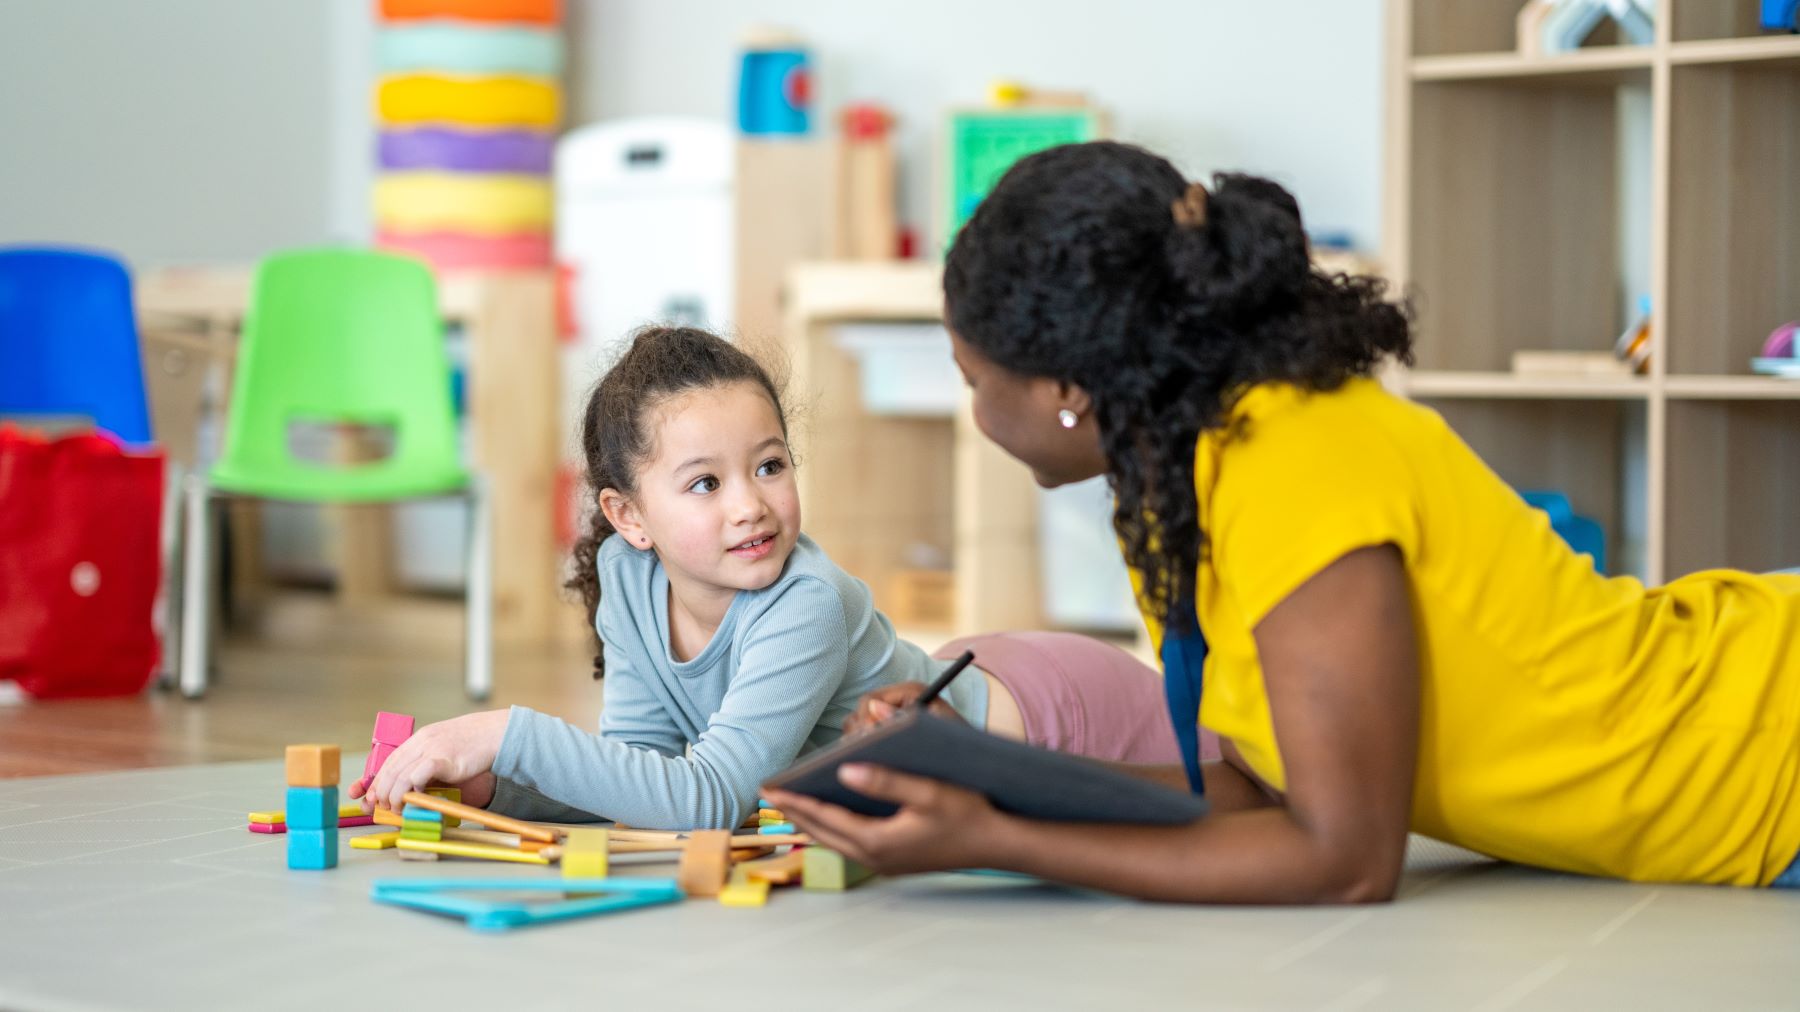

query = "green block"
[[801, 847, 875, 892], [401, 826, 443, 842]]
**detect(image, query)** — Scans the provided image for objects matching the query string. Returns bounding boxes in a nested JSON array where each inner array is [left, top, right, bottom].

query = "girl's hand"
[[352, 709, 511, 814], [762, 764, 1006, 875], [843, 683, 963, 736]]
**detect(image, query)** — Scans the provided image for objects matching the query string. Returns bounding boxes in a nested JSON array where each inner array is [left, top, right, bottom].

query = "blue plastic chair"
[[0, 247, 152, 444]]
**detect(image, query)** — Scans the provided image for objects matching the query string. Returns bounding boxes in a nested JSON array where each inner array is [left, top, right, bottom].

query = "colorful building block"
[[248, 822, 283, 835], [285, 786, 340, 830], [370, 878, 684, 933], [285, 744, 341, 788], [372, 807, 405, 828], [740, 849, 807, 886], [288, 828, 338, 870], [718, 869, 771, 907], [401, 826, 444, 841], [351, 831, 403, 850], [401, 805, 443, 823], [677, 830, 733, 898], [561, 828, 609, 880], [423, 786, 462, 827], [801, 847, 874, 891], [373, 711, 415, 746], [395, 838, 551, 865], [758, 823, 796, 835]]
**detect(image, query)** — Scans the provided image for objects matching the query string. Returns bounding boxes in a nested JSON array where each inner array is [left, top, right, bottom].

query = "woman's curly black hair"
[[944, 141, 1412, 629]]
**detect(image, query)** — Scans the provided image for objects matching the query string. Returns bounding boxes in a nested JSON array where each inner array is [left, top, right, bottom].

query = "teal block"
[[287, 828, 338, 870], [401, 804, 443, 823], [285, 786, 339, 830]]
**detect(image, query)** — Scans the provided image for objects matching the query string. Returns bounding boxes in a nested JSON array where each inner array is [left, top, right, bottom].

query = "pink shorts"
[[933, 631, 1221, 766]]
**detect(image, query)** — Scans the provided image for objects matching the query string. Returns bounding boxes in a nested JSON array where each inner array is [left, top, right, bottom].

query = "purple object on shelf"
[[379, 128, 554, 174], [1761, 320, 1799, 359]]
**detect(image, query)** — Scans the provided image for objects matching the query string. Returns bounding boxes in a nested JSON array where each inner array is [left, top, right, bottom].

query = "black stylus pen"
[[911, 649, 977, 711]]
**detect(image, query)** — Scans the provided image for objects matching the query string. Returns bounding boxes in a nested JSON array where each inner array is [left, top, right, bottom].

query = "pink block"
[[372, 711, 415, 747], [249, 822, 286, 835], [338, 815, 377, 828], [362, 742, 399, 782]]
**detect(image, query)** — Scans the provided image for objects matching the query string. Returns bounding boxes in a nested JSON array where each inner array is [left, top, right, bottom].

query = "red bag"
[[0, 426, 164, 698]]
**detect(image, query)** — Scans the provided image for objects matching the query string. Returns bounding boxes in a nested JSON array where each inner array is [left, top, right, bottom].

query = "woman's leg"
[[932, 631, 1220, 765]]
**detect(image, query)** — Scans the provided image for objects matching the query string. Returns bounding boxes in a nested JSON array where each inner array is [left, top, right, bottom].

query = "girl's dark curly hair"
[[565, 325, 790, 677], [943, 141, 1412, 629]]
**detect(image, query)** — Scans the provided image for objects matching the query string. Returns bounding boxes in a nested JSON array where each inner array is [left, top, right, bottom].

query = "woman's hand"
[[351, 709, 511, 814], [843, 682, 964, 736], [762, 764, 1007, 874]]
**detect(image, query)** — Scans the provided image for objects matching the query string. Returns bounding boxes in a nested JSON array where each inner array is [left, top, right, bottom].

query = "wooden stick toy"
[[401, 791, 559, 843]]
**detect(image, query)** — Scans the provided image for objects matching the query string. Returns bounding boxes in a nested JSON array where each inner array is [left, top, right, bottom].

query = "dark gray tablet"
[[765, 709, 1210, 825]]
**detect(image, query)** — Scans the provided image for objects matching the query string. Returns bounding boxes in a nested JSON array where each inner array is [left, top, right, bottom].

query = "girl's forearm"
[[1100, 760, 1280, 814], [981, 806, 1400, 905]]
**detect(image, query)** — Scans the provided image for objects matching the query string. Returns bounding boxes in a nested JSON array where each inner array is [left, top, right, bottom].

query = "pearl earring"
[[1058, 409, 1078, 429]]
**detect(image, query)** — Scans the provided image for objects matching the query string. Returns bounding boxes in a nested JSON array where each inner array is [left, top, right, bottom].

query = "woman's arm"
[[767, 544, 1419, 904]]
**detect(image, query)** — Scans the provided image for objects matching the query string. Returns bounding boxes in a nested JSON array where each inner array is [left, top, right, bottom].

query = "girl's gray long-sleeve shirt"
[[487, 533, 986, 830]]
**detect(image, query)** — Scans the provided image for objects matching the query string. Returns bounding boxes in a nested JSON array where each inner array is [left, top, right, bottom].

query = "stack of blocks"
[[286, 745, 341, 871], [756, 798, 795, 836], [402, 805, 444, 843]]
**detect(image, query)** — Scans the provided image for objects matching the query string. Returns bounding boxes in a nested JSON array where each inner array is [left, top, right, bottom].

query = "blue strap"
[[1158, 601, 1208, 796]]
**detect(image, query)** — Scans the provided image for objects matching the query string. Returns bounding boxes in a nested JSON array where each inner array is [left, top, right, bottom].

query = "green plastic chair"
[[177, 248, 491, 700]]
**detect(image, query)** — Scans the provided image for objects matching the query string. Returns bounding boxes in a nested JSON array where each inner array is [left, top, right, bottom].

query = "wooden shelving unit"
[[1384, 0, 1800, 582]]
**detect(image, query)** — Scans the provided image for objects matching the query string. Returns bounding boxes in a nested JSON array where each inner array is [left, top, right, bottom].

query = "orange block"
[[379, 0, 559, 26], [285, 745, 340, 787], [678, 830, 733, 898]]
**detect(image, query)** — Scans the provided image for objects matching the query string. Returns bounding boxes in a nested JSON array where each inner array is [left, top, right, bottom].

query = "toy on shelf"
[[285, 745, 341, 871], [944, 89, 1105, 246], [1763, 0, 1800, 32], [737, 28, 811, 135], [834, 104, 900, 261], [1752, 320, 1800, 378], [1516, 0, 1654, 57], [374, 0, 562, 272]]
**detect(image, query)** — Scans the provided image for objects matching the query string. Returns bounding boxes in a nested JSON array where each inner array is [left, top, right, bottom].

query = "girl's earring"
[[1057, 409, 1079, 430]]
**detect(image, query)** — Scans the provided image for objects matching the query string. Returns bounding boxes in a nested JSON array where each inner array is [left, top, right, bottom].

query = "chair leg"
[[156, 461, 185, 691], [464, 477, 494, 702], [179, 475, 215, 699]]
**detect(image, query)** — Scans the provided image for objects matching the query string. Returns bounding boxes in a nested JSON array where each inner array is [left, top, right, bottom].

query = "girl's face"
[[608, 381, 801, 600], [950, 328, 1108, 488]]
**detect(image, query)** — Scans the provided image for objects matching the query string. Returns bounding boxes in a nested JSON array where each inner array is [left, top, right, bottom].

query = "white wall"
[[0, 0, 371, 267], [570, 0, 1387, 252], [0, 1, 1386, 263]]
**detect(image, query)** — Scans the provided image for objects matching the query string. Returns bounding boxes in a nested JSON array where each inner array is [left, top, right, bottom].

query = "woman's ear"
[[599, 488, 651, 550], [1057, 380, 1095, 417]]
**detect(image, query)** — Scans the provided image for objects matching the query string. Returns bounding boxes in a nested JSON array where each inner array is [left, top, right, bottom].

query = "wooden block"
[[739, 849, 807, 886], [402, 791, 557, 843], [247, 809, 284, 825], [443, 826, 522, 848], [372, 711, 415, 747], [287, 829, 338, 871], [285, 745, 341, 788], [718, 869, 772, 908], [396, 838, 552, 865], [397, 846, 441, 862], [350, 831, 403, 850], [677, 830, 733, 898], [401, 826, 444, 842], [372, 807, 405, 828], [562, 828, 609, 880], [730, 846, 775, 862], [423, 787, 462, 827], [401, 805, 443, 823], [1511, 350, 1634, 377], [802, 847, 874, 892], [361, 742, 398, 785], [248, 822, 284, 835], [284, 786, 339, 830]]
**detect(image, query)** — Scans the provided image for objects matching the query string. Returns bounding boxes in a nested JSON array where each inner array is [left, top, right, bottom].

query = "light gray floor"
[[0, 759, 1793, 1012]]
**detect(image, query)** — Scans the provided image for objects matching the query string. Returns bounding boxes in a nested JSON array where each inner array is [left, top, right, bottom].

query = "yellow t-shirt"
[[1184, 378, 1800, 886]]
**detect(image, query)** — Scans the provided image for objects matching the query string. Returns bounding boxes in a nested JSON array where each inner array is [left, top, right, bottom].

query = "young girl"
[[766, 141, 1800, 899], [354, 325, 1193, 830]]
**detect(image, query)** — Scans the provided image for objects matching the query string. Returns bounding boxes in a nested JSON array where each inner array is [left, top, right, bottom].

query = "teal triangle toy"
[[371, 877, 683, 932]]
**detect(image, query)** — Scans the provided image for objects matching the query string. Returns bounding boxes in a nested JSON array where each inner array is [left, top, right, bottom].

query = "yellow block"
[[561, 828, 609, 879], [350, 831, 402, 850], [423, 787, 462, 828], [248, 803, 363, 825], [377, 73, 558, 129], [373, 172, 552, 234], [718, 869, 771, 908], [396, 837, 551, 865]]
